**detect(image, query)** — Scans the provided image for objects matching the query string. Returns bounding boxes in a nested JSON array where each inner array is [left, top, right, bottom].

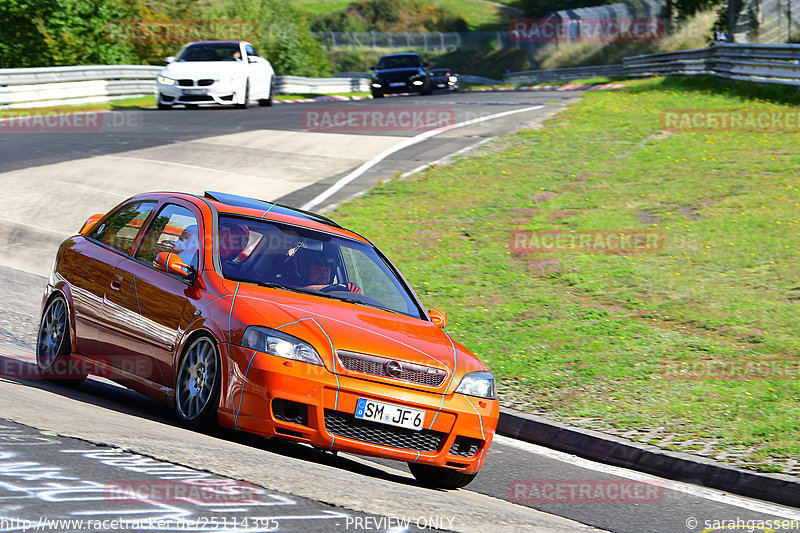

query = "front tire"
[[236, 81, 250, 109], [36, 295, 86, 386], [157, 94, 172, 110], [371, 90, 384, 99], [258, 79, 274, 107], [175, 335, 221, 431], [408, 463, 477, 489]]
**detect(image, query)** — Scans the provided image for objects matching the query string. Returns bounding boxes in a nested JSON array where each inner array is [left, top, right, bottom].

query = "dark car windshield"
[[177, 44, 240, 62], [377, 55, 423, 69], [217, 216, 424, 319], [431, 69, 451, 76]]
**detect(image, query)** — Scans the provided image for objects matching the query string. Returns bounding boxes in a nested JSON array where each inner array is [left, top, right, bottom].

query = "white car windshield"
[[217, 216, 425, 319], [177, 44, 241, 62]]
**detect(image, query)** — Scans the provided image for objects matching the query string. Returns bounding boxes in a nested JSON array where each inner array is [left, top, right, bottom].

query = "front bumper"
[[371, 80, 428, 94], [220, 345, 498, 474], [157, 82, 240, 106]]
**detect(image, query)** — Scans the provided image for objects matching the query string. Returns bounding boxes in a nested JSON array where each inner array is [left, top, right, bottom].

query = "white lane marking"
[[300, 105, 544, 211], [104, 155, 252, 178], [493, 435, 800, 519], [399, 137, 495, 180]]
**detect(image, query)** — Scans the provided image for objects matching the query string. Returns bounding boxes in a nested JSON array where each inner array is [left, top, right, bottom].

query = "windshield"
[[377, 55, 422, 69], [177, 44, 241, 62], [218, 216, 424, 319]]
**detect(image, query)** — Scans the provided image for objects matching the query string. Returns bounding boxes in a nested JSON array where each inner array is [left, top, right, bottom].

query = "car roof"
[[185, 41, 247, 46], [200, 191, 369, 243], [380, 53, 422, 58]]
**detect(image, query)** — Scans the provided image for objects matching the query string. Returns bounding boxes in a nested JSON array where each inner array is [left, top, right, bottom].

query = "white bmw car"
[[156, 41, 274, 109]]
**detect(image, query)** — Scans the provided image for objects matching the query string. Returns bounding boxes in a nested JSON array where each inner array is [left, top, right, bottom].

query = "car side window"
[[134, 204, 200, 271], [89, 201, 157, 255], [245, 44, 258, 57]]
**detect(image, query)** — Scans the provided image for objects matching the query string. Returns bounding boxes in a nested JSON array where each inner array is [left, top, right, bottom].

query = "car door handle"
[[110, 275, 123, 290]]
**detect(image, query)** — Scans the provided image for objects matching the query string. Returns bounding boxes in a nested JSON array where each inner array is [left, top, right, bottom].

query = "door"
[[99, 202, 202, 389], [73, 200, 157, 358], [244, 43, 268, 97]]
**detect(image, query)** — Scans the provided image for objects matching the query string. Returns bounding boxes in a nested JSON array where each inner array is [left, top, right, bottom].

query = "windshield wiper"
[[326, 295, 403, 315], [256, 282, 319, 296]]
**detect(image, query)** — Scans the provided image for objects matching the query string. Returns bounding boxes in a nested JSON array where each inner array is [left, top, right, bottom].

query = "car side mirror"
[[428, 308, 447, 328], [165, 56, 175, 64], [80, 213, 105, 235], [154, 252, 193, 279], [248, 57, 258, 63], [369, 65, 375, 70]]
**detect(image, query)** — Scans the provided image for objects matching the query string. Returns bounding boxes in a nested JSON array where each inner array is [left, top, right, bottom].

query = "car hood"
[[225, 281, 486, 389], [160, 61, 244, 79], [373, 68, 424, 81]]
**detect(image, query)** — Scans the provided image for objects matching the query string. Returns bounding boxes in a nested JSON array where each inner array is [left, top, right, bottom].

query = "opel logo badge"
[[385, 361, 402, 377]]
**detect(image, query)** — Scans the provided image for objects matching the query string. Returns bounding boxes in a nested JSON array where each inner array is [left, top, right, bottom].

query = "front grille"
[[198, 79, 214, 86], [337, 351, 446, 387], [449, 436, 481, 458], [178, 79, 193, 86], [324, 410, 445, 452], [181, 95, 213, 102]]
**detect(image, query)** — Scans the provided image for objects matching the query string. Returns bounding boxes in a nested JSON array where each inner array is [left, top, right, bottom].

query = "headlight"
[[449, 76, 457, 82], [412, 80, 424, 86], [157, 76, 176, 86], [455, 371, 495, 399], [372, 82, 382, 88], [241, 326, 324, 366]]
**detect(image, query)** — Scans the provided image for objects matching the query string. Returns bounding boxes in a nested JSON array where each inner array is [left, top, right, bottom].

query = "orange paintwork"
[[43, 192, 499, 476]]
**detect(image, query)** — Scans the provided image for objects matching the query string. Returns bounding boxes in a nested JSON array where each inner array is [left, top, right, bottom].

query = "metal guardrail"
[[504, 43, 800, 87], [0, 66, 372, 109], [622, 43, 800, 85], [505, 64, 624, 83], [274, 76, 369, 94]]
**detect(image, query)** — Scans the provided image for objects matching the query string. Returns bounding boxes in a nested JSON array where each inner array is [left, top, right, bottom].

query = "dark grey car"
[[369, 53, 433, 98]]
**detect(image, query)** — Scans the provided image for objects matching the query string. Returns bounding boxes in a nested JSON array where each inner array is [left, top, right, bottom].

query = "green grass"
[[331, 76, 800, 472], [0, 96, 156, 118], [295, 0, 515, 30]]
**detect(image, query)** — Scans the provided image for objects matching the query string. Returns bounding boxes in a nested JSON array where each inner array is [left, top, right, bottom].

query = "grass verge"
[[0, 96, 156, 119], [332, 75, 800, 474]]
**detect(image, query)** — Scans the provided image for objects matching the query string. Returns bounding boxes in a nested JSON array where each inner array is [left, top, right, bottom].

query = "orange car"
[[37, 191, 498, 488]]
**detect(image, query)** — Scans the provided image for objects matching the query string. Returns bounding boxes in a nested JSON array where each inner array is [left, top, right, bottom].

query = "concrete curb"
[[497, 408, 800, 508], [274, 83, 624, 104]]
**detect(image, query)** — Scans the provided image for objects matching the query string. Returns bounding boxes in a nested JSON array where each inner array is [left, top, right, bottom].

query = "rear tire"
[[175, 335, 221, 432], [407, 462, 477, 489], [36, 295, 86, 387]]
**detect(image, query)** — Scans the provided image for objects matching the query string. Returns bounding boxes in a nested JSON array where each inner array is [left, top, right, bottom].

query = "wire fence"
[[734, 0, 800, 43], [311, 31, 540, 52]]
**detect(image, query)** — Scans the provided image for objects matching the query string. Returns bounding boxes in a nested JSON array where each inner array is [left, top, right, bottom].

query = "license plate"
[[355, 398, 425, 431], [182, 89, 207, 95], [436, 83, 446, 88], [389, 82, 405, 87]]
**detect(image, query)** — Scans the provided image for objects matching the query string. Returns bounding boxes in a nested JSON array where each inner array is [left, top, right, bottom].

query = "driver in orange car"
[[281, 242, 361, 294]]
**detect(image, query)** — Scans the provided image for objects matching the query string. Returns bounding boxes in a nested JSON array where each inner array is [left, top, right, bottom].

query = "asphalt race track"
[[0, 90, 798, 532]]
